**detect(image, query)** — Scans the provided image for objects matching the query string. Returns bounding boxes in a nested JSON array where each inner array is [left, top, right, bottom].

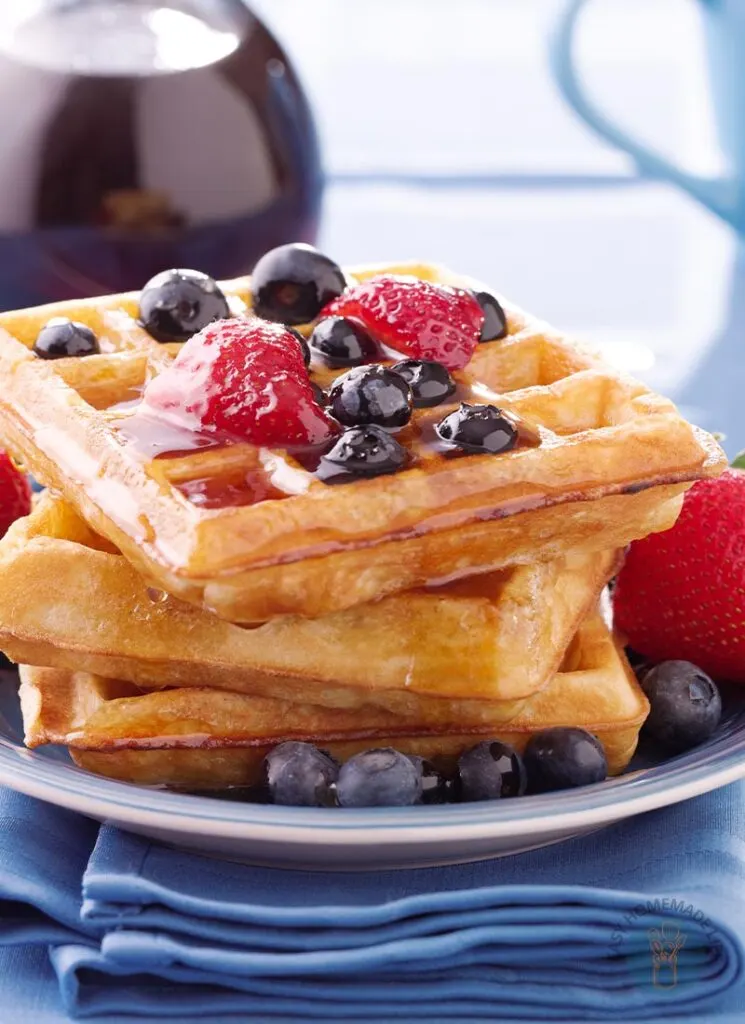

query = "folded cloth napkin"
[[2, 784, 745, 1022]]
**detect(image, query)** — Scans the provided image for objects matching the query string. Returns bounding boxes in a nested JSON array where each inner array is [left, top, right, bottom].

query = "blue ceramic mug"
[[550, 0, 745, 230]]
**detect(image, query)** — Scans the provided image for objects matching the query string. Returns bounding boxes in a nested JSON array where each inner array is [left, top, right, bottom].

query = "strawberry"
[[321, 275, 484, 371], [141, 318, 334, 447], [0, 452, 31, 537], [613, 468, 745, 682]]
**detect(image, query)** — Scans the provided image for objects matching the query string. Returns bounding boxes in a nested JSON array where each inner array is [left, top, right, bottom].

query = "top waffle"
[[0, 258, 725, 622]]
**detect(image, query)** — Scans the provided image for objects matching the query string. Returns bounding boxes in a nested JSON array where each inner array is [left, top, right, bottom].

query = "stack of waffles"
[[0, 262, 726, 791]]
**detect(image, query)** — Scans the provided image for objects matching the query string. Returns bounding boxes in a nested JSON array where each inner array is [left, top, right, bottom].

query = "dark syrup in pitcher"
[[0, 0, 322, 308]]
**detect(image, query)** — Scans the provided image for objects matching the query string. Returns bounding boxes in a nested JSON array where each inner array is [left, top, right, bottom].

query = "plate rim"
[[2, 719, 745, 848]]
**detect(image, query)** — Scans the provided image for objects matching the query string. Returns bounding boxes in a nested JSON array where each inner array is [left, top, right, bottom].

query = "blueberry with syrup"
[[436, 403, 518, 454], [391, 359, 456, 408], [472, 290, 508, 342], [139, 268, 230, 343], [310, 316, 378, 368], [328, 365, 412, 429], [317, 424, 409, 483]]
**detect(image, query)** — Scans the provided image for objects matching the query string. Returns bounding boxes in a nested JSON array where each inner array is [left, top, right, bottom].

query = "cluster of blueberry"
[[31, 266, 231, 359], [261, 729, 608, 809], [252, 245, 517, 479], [31, 245, 523, 481], [317, 364, 519, 482], [253, 658, 723, 809]]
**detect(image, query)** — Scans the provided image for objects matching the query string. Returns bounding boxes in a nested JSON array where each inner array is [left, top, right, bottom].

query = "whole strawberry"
[[141, 318, 334, 448], [321, 275, 484, 371], [0, 452, 31, 537], [614, 468, 745, 682]]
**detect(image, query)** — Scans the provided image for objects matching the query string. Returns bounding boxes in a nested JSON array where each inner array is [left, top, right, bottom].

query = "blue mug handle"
[[549, 0, 733, 224]]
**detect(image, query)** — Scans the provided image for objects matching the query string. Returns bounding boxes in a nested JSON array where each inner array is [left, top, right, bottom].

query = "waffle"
[[19, 613, 648, 788], [0, 494, 618, 722], [0, 262, 724, 622]]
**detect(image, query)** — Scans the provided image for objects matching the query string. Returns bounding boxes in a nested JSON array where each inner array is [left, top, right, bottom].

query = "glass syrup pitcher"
[[0, 0, 322, 308]]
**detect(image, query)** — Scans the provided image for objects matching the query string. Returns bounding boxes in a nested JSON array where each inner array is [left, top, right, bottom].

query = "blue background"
[[254, 0, 742, 452]]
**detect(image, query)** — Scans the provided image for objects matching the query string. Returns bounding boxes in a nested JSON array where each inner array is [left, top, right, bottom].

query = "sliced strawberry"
[[321, 275, 484, 371], [0, 452, 31, 537], [141, 318, 334, 447]]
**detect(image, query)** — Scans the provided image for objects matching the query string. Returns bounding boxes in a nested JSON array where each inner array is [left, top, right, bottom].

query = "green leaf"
[[731, 449, 745, 470]]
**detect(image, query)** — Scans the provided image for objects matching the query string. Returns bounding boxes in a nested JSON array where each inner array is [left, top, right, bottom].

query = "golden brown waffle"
[[0, 494, 618, 722], [0, 262, 724, 622], [19, 614, 648, 788]]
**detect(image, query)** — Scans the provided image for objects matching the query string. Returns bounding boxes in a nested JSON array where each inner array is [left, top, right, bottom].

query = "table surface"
[[9, 1, 745, 1020]]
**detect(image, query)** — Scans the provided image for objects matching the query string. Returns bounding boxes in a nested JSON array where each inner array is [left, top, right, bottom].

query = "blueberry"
[[641, 661, 721, 753], [625, 646, 650, 674], [287, 327, 311, 367], [310, 316, 378, 368], [436, 403, 517, 454], [328, 365, 412, 429], [456, 741, 526, 802], [391, 359, 456, 408], [473, 290, 507, 342], [523, 728, 608, 793], [407, 755, 451, 804], [262, 741, 338, 807], [139, 268, 230, 343], [33, 318, 99, 359], [336, 748, 422, 807], [310, 381, 327, 407], [317, 424, 409, 483], [251, 243, 346, 325]]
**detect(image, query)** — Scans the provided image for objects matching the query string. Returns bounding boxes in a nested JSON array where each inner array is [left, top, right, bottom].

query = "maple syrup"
[[0, 1, 322, 309], [112, 411, 224, 460], [176, 471, 288, 509], [110, 344, 541, 513]]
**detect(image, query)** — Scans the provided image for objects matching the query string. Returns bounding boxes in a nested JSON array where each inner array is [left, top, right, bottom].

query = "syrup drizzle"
[[112, 412, 224, 460], [110, 348, 540, 509], [111, 409, 324, 509], [176, 472, 289, 509]]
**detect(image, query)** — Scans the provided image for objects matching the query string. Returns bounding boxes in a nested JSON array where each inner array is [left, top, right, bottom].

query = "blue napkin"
[[2, 784, 745, 1022]]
